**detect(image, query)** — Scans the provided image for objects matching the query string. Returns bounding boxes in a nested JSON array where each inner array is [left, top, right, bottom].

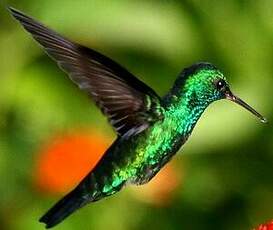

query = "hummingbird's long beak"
[[225, 88, 267, 123]]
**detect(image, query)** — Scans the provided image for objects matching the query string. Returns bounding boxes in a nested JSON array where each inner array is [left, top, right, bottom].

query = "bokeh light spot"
[[34, 130, 111, 195], [132, 163, 182, 206], [254, 220, 273, 230]]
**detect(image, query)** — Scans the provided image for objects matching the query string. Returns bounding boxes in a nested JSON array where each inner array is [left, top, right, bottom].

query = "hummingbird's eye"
[[215, 79, 226, 91]]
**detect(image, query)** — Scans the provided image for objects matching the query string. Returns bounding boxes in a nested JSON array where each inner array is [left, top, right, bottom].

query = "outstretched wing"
[[9, 7, 164, 138]]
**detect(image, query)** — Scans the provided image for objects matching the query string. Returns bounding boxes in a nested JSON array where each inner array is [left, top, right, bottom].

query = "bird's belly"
[[127, 126, 188, 185]]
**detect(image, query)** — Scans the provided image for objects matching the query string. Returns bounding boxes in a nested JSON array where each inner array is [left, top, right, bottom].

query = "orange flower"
[[34, 130, 111, 195], [254, 220, 273, 230]]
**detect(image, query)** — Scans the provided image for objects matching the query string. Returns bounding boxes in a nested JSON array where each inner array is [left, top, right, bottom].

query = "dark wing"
[[9, 7, 164, 138]]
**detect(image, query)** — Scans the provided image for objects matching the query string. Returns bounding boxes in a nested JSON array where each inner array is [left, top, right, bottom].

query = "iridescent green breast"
[[102, 65, 223, 193], [104, 103, 204, 191]]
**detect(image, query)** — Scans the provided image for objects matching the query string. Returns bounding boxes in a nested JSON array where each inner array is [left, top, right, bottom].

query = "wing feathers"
[[9, 7, 164, 137]]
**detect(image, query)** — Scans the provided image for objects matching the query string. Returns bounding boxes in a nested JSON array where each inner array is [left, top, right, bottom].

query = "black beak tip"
[[260, 117, 268, 124]]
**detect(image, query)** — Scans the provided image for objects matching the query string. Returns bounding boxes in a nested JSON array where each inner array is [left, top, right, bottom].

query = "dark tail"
[[38, 139, 124, 228], [39, 187, 90, 229], [39, 137, 124, 228]]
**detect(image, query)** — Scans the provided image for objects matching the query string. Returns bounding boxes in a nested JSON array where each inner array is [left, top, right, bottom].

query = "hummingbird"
[[9, 7, 267, 229]]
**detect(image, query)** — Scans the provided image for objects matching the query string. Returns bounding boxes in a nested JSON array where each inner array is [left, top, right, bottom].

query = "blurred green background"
[[0, 0, 272, 229]]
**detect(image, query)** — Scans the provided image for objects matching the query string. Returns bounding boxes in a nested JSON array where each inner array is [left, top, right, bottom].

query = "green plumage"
[[98, 65, 225, 191], [9, 7, 266, 229]]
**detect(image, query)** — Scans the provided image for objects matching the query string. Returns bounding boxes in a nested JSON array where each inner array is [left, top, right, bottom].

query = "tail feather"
[[38, 137, 124, 228], [39, 188, 89, 229]]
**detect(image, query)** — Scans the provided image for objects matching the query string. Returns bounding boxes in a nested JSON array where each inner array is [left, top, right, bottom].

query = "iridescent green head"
[[171, 62, 266, 123]]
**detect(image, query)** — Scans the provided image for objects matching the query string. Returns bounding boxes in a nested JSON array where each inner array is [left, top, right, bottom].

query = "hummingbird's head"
[[175, 62, 267, 123]]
